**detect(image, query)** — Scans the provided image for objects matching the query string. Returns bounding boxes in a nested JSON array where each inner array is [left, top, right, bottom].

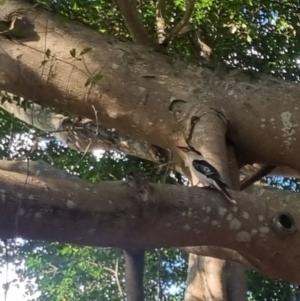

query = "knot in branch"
[[168, 99, 228, 144]]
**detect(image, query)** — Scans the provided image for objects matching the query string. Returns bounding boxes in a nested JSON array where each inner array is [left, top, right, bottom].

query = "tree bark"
[[2, 1, 300, 298], [0, 160, 300, 284], [184, 255, 227, 301], [182, 110, 247, 301], [1, 1, 300, 172]]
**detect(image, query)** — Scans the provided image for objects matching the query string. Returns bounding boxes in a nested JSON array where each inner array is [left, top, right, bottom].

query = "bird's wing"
[[192, 160, 224, 183]]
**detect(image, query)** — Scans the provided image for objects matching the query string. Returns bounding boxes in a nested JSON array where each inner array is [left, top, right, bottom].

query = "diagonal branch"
[[240, 165, 276, 190], [0, 93, 169, 164], [115, 0, 156, 47], [162, 0, 196, 45]]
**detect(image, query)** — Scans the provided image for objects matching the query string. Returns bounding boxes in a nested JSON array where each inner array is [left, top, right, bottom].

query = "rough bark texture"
[[181, 114, 247, 301], [184, 255, 227, 301]]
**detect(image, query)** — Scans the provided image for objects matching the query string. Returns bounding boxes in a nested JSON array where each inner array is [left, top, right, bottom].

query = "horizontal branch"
[[0, 160, 300, 284]]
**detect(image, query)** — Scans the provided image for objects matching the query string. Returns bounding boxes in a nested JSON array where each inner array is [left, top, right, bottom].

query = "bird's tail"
[[214, 181, 236, 205]]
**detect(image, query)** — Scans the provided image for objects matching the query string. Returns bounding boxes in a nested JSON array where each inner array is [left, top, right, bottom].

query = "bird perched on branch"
[[177, 146, 236, 204]]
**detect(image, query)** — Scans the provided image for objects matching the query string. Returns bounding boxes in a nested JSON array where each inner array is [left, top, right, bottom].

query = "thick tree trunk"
[[184, 256, 246, 301], [185, 255, 227, 301]]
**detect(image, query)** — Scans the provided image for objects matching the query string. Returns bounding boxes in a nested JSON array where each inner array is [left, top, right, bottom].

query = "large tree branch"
[[1, 94, 300, 181], [0, 93, 169, 164], [0, 160, 300, 284]]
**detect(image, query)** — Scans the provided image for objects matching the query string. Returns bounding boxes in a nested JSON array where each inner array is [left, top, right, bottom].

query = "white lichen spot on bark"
[[34, 212, 42, 219], [106, 99, 120, 118], [242, 212, 249, 219], [226, 214, 233, 221], [232, 206, 238, 213], [258, 215, 264, 221], [229, 218, 241, 230], [67, 200, 75, 208], [187, 208, 193, 217], [218, 207, 227, 217], [184, 224, 191, 231], [251, 229, 258, 235], [17, 193, 22, 198], [211, 220, 219, 226], [112, 63, 119, 69], [281, 111, 295, 137], [139, 87, 146, 93], [194, 229, 201, 234], [259, 226, 269, 234], [203, 217, 209, 223], [28, 195, 35, 201], [181, 211, 186, 217], [236, 231, 251, 242], [205, 206, 211, 213]]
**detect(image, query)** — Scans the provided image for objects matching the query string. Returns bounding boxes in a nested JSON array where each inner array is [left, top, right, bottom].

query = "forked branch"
[[162, 0, 196, 45]]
